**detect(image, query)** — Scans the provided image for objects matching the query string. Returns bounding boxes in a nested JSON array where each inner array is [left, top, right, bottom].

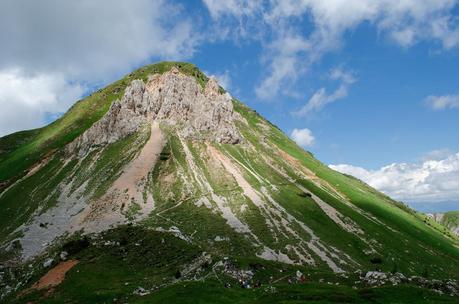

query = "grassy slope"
[[2, 62, 457, 274], [0, 62, 207, 188], [8, 226, 202, 304], [8, 227, 458, 304], [442, 211, 459, 231], [0, 62, 207, 243], [0, 124, 150, 245], [232, 101, 459, 279], [2, 62, 459, 302]]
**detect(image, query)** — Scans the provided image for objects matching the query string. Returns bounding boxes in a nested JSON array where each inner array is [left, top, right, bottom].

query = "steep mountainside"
[[429, 212, 459, 235], [1, 62, 458, 303]]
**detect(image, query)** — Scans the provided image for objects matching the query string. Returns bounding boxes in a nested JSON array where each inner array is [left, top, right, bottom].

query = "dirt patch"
[[276, 148, 349, 201], [29, 260, 78, 292], [163, 172, 175, 184], [78, 123, 164, 231], [26, 149, 56, 178], [112, 122, 164, 202], [277, 149, 319, 181]]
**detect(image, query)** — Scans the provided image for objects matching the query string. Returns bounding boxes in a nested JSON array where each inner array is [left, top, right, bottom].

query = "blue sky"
[[1, 0, 458, 211]]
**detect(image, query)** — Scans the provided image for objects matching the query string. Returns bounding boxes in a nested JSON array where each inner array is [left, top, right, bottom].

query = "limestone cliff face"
[[428, 212, 459, 235], [68, 67, 241, 156]]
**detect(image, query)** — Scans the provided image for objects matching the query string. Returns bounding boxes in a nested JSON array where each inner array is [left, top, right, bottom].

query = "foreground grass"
[[136, 281, 457, 304], [8, 227, 458, 304]]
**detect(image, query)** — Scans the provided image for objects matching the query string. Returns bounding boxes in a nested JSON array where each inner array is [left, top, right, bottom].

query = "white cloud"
[[422, 149, 453, 161], [203, 0, 459, 100], [0, 0, 199, 81], [0, 69, 84, 135], [255, 34, 311, 99], [293, 68, 355, 117], [425, 94, 459, 110], [290, 128, 315, 147], [0, 0, 201, 136], [330, 152, 459, 203], [203, 0, 261, 19], [207, 70, 232, 90], [202, 0, 264, 40], [255, 55, 299, 99]]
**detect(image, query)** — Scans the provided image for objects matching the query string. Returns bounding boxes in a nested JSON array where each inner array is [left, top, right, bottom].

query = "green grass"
[[8, 226, 202, 304], [2, 62, 459, 303], [0, 156, 67, 241], [0, 62, 208, 188], [0, 128, 148, 244], [138, 281, 458, 304], [442, 211, 459, 229], [8, 226, 458, 304], [233, 96, 459, 279]]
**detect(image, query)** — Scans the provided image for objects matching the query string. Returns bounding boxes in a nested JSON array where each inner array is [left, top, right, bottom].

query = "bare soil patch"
[[31, 260, 79, 290]]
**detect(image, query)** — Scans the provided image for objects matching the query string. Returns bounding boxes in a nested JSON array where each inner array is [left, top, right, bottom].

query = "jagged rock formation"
[[68, 67, 241, 157], [429, 212, 459, 235]]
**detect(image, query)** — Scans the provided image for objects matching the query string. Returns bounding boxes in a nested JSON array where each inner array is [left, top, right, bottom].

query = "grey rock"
[[43, 258, 53, 268], [364, 271, 387, 280], [363, 271, 387, 286], [68, 67, 241, 157], [133, 286, 150, 296], [60, 251, 68, 261]]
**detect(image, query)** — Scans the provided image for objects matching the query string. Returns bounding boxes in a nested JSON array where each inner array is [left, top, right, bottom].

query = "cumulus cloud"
[[255, 34, 311, 99], [290, 128, 315, 147], [293, 68, 355, 117], [202, 0, 459, 100], [0, 0, 200, 136], [0, 69, 84, 135], [0, 0, 199, 81], [425, 94, 459, 110], [330, 152, 459, 203]]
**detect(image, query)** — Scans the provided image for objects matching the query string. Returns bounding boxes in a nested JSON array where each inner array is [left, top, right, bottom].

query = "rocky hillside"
[[429, 212, 459, 236], [1, 62, 459, 303]]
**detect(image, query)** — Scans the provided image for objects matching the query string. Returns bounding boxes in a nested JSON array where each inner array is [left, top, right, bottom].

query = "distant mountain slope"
[[1, 62, 458, 303], [429, 212, 459, 235]]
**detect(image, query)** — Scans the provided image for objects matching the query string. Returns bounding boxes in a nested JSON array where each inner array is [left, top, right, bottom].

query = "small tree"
[[370, 256, 383, 265], [175, 270, 182, 279], [370, 256, 383, 271]]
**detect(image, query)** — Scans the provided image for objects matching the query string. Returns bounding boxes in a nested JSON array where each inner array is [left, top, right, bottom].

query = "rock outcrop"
[[68, 67, 241, 156], [428, 212, 459, 235], [361, 271, 459, 296]]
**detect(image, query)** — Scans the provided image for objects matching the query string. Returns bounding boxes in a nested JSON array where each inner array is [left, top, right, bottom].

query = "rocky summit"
[[68, 67, 241, 158], [0, 62, 458, 303]]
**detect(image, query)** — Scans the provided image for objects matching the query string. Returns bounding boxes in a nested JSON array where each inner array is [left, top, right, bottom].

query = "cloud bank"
[[330, 152, 459, 203], [0, 0, 200, 136]]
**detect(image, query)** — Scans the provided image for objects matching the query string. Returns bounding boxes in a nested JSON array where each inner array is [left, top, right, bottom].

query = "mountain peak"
[[68, 67, 241, 157], [2, 61, 459, 303]]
